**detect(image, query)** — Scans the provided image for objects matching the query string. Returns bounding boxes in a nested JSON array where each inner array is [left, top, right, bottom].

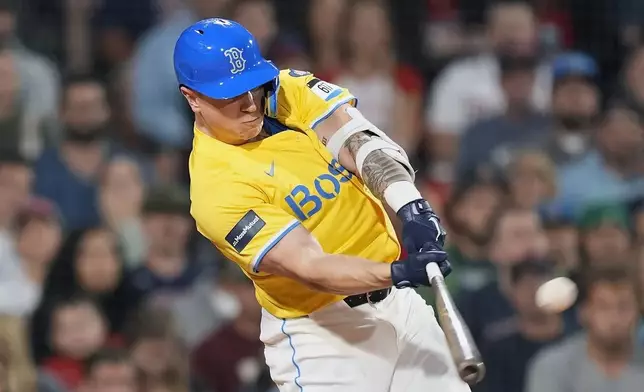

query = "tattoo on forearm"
[[344, 132, 413, 200]]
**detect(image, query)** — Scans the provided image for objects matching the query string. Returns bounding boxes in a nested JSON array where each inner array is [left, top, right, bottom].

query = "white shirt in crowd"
[[334, 73, 396, 135], [425, 54, 553, 135], [0, 230, 42, 316]]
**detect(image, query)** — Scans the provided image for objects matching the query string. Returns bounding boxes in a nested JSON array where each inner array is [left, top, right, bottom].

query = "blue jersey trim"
[[266, 76, 280, 117], [310, 96, 358, 129], [281, 319, 304, 391], [325, 89, 342, 101], [251, 220, 301, 272]]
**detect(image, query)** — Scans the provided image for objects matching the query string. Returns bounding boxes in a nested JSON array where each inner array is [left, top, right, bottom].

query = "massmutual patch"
[[225, 210, 266, 253]]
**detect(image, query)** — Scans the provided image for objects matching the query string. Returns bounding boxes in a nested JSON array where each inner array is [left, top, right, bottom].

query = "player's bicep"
[[313, 102, 359, 174], [259, 224, 325, 278]]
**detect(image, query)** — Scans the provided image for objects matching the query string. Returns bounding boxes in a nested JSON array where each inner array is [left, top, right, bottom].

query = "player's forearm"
[[344, 133, 421, 211], [296, 254, 392, 296]]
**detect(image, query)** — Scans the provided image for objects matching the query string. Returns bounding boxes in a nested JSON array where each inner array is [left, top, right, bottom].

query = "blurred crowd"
[[1, 0, 644, 391]]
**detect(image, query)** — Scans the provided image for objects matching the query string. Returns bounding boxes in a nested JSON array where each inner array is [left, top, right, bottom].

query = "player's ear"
[[179, 86, 201, 113]]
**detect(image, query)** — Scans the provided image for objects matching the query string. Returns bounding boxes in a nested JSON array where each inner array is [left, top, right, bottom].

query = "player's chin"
[[242, 118, 264, 139]]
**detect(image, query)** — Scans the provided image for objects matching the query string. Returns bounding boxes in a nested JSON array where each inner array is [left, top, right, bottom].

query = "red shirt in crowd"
[[191, 323, 265, 392], [41, 334, 125, 390]]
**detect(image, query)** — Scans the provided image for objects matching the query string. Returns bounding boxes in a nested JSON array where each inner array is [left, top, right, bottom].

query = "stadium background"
[[1, 0, 644, 391]]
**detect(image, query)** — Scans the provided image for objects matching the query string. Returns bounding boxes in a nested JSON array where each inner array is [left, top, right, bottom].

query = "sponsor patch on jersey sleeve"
[[306, 78, 343, 101], [288, 69, 311, 77], [225, 210, 266, 253]]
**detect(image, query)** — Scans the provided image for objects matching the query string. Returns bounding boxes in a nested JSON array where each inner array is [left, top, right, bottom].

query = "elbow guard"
[[324, 106, 415, 181]]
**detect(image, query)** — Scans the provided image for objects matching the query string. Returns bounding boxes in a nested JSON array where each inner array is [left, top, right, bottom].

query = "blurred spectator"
[[34, 75, 113, 231], [47, 228, 138, 329], [456, 55, 550, 178], [578, 203, 633, 268], [457, 208, 549, 358], [506, 151, 557, 211], [526, 266, 644, 392], [570, 0, 629, 96], [0, 315, 66, 392], [18, 0, 102, 73], [106, 58, 139, 155], [477, 260, 571, 392], [231, 0, 278, 58], [423, 0, 465, 64], [425, 0, 551, 183], [0, 150, 32, 242], [151, 147, 185, 186], [618, 0, 644, 48], [270, 35, 311, 71], [82, 347, 138, 392], [487, 208, 550, 271], [191, 262, 272, 392], [16, 0, 64, 63], [31, 227, 138, 362], [637, 246, 644, 324], [170, 266, 239, 349], [631, 198, 644, 244], [533, 0, 574, 53], [95, 0, 158, 71], [99, 157, 146, 267], [557, 103, 644, 208], [129, 185, 200, 305], [41, 296, 110, 391], [380, 0, 427, 68], [0, 197, 62, 316], [0, 151, 35, 314], [64, 0, 96, 74], [617, 46, 644, 116], [459, 0, 574, 52], [125, 306, 189, 392], [540, 202, 580, 270], [327, 0, 424, 152], [130, 0, 231, 148], [307, 0, 346, 76], [443, 174, 505, 296], [544, 52, 600, 165], [0, 0, 60, 160]]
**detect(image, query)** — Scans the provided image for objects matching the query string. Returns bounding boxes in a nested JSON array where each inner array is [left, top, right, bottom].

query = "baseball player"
[[175, 18, 470, 392]]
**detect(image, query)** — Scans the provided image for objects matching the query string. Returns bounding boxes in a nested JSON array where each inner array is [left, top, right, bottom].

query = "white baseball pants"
[[260, 287, 471, 392]]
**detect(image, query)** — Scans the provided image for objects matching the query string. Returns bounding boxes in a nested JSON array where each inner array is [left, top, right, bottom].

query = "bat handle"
[[425, 262, 444, 281], [425, 263, 486, 386]]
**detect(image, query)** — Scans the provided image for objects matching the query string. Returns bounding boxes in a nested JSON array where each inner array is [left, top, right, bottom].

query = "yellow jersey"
[[189, 69, 401, 318]]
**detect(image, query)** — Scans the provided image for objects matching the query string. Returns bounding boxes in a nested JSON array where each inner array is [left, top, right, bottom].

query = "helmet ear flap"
[[265, 71, 280, 94], [264, 75, 280, 117]]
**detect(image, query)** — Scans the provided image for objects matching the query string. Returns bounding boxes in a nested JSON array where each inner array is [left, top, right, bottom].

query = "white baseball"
[[535, 277, 578, 313]]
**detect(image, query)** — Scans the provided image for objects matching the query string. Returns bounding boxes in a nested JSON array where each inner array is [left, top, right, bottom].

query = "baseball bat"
[[426, 263, 486, 386]]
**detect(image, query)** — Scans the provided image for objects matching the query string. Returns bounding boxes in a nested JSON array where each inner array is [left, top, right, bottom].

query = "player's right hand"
[[390, 243, 451, 288]]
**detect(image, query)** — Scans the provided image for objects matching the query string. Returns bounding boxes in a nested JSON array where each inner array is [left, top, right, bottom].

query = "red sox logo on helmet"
[[224, 47, 246, 74]]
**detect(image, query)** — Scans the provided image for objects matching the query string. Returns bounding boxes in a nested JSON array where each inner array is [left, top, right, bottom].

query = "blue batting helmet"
[[173, 18, 279, 100]]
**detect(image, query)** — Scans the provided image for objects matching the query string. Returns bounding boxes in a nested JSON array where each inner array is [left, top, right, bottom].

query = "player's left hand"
[[397, 198, 448, 255]]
